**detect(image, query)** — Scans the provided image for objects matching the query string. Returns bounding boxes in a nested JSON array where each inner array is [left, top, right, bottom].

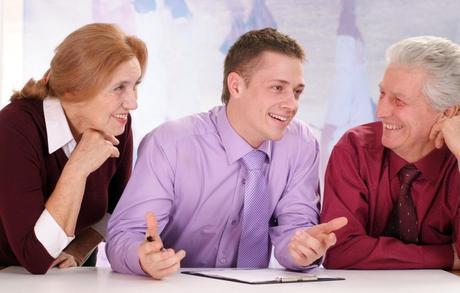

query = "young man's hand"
[[138, 213, 186, 280], [288, 217, 348, 267]]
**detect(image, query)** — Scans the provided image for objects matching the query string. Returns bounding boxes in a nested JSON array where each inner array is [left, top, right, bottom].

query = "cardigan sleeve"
[[0, 104, 56, 274]]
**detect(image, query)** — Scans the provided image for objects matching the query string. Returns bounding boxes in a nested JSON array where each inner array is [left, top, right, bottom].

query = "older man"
[[321, 36, 460, 269]]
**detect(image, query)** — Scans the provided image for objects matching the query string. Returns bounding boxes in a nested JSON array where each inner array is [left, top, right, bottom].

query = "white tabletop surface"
[[1, 266, 459, 293]]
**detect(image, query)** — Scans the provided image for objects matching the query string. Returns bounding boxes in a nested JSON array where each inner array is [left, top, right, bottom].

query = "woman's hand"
[[50, 251, 79, 269], [45, 129, 120, 236], [66, 129, 120, 178]]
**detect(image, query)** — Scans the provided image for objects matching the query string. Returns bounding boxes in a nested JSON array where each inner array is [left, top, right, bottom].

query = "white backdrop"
[[15, 0, 460, 172]]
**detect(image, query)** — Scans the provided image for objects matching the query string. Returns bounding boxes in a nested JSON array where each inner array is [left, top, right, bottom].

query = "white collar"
[[43, 97, 76, 157]]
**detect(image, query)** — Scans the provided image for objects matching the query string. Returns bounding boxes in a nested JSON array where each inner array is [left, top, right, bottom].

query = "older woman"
[[0, 23, 147, 274]]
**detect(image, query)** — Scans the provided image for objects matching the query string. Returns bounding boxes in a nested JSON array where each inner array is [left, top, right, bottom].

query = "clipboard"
[[182, 268, 345, 285]]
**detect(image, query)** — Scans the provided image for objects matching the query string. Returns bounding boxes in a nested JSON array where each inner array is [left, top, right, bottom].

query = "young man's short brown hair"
[[221, 27, 305, 104]]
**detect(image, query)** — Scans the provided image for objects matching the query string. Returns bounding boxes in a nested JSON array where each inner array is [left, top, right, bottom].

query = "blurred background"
[[1, 0, 460, 266], [3, 0, 460, 172]]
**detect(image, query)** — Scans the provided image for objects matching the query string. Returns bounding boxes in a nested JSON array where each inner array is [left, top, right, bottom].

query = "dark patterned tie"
[[384, 164, 421, 243], [237, 150, 271, 268]]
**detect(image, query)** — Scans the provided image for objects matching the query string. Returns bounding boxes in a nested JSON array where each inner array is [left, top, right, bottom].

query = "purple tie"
[[237, 150, 271, 268], [384, 164, 421, 243]]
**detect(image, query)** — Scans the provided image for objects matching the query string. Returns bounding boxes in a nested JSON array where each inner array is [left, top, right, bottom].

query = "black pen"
[[146, 235, 167, 252]]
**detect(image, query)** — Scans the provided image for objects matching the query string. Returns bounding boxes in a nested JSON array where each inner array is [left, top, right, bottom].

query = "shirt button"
[[231, 220, 237, 225], [220, 257, 227, 264], [241, 178, 246, 185]]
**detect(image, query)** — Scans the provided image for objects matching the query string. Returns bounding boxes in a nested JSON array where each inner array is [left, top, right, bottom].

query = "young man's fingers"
[[289, 240, 318, 266], [175, 249, 186, 261], [140, 250, 173, 277], [143, 250, 185, 279], [296, 233, 326, 257], [153, 250, 185, 271], [153, 262, 181, 280], [145, 212, 160, 241], [307, 217, 348, 236], [147, 253, 177, 271], [142, 239, 165, 254], [288, 243, 310, 266], [293, 230, 321, 255], [324, 232, 338, 248], [306, 230, 337, 248]]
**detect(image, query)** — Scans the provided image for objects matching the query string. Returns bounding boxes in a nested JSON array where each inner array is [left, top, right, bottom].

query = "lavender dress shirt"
[[106, 105, 320, 275]]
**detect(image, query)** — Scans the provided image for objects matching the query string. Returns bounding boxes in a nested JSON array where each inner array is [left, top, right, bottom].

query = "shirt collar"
[[388, 145, 451, 182], [216, 106, 272, 165], [43, 97, 76, 155]]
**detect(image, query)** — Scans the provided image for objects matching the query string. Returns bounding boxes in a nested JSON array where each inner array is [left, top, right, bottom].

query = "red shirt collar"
[[388, 145, 451, 182]]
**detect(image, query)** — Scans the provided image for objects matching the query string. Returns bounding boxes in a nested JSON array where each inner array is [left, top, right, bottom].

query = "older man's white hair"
[[386, 36, 460, 111]]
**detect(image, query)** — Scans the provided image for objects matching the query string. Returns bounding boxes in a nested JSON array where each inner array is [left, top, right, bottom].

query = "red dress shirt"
[[321, 122, 460, 269]]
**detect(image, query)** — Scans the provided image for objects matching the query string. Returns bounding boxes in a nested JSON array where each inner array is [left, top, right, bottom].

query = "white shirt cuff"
[[34, 209, 74, 258], [91, 213, 110, 239]]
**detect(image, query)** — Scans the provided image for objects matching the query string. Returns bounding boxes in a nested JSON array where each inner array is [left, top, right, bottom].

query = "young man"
[[321, 36, 460, 269], [107, 28, 347, 279]]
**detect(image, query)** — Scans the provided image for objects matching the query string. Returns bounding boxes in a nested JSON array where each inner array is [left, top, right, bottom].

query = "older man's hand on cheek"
[[430, 107, 460, 161]]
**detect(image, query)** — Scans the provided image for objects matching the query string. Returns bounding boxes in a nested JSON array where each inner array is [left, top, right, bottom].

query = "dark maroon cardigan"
[[0, 99, 133, 274]]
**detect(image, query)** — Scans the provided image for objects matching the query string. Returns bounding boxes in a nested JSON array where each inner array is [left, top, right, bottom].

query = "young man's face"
[[377, 65, 442, 162], [229, 51, 305, 148]]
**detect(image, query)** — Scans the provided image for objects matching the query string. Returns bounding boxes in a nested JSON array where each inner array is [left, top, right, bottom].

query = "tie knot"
[[241, 150, 266, 170], [399, 164, 420, 186]]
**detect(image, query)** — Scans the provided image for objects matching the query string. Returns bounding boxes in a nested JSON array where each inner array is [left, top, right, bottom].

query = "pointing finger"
[[307, 217, 348, 236]]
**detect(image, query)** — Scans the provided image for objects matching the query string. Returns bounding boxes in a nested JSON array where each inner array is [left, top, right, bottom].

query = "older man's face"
[[376, 65, 442, 162]]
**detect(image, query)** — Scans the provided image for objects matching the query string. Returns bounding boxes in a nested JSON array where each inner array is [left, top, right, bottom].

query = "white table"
[[1, 267, 459, 293]]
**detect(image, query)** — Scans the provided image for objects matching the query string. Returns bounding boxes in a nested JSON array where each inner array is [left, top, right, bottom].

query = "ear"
[[443, 105, 459, 118], [227, 72, 244, 99]]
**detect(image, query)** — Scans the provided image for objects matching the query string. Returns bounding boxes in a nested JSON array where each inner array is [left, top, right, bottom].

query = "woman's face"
[[65, 57, 142, 137]]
